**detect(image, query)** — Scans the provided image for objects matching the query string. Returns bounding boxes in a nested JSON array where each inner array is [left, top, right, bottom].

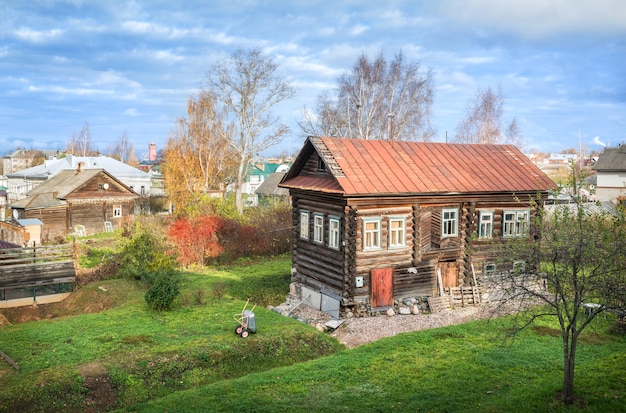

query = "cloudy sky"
[[1, 0, 625, 159]]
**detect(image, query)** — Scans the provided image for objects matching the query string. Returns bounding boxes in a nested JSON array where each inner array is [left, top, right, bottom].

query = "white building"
[[6, 154, 151, 203], [592, 145, 626, 203]]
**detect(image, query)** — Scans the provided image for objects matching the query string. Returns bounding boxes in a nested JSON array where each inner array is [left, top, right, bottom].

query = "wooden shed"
[[10, 168, 137, 241], [279, 136, 557, 318]]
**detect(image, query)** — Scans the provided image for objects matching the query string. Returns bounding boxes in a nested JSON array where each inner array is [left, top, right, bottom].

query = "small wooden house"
[[10, 168, 137, 241], [279, 137, 557, 318]]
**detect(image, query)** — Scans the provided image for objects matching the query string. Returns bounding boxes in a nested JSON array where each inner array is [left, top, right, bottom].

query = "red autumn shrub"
[[168, 215, 224, 266]]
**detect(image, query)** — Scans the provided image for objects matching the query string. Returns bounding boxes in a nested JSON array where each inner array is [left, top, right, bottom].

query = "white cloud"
[[94, 70, 141, 89], [443, 0, 626, 38], [349, 24, 369, 36], [592, 136, 606, 146], [28, 85, 114, 96], [13, 28, 64, 43], [124, 108, 139, 116]]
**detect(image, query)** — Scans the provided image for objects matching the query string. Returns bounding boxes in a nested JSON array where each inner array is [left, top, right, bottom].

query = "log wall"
[[290, 189, 546, 317]]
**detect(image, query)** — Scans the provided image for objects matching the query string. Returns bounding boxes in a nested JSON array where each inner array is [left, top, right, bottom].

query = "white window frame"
[[478, 211, 494, 239], [313, 214, 324, 244], [300, 210, 310, 240], [503, 210, 530, 238], [388, 216, 406, 248], [363, 218, 382, 251], [442, 208, 458, 238], [328, 217, 340, 250], [113, 205, 122, 218]]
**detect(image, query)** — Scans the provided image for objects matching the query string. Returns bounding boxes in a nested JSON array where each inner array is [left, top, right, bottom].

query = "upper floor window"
[[363, 218, 381, 251], [442, 208, 458, 238], [300, 211, 310, 240], [503, 210, 530, 238], [317, 157, 326, 172], [313, 214, 324, 244], [389, 217, 406, 248], [328, 217, 340, 250], [478, 211, 493, 239]]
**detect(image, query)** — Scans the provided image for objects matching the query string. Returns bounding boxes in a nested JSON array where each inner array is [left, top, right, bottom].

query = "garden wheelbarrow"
[[234, 299, 257, 338]]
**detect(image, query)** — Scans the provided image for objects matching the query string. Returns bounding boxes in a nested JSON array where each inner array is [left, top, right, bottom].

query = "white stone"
[[386, 308, 396, 316], [411, 304, 420, 315], [398, 307, 411, 315]]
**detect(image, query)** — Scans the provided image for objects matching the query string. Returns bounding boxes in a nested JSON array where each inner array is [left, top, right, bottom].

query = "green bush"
[[117, 219, 177, 284], [144, 269, 181, 311]]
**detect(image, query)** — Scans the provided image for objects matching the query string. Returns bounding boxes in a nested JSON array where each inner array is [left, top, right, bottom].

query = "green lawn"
[[126, 317, 626, 413], [1, 253, 625, 412]]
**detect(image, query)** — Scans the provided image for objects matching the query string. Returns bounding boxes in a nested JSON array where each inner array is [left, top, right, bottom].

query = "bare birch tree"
[[483, 167, 626, 405], [453, 87, 523, 147], [206, 47, 295, 213], [111, 130, 138, 165], [300, 51, 434, 141], [163, 90, 236, 214], [66, 121, 97, 156]]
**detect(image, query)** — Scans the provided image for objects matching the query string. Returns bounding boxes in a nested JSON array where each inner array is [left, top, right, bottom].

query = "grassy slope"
[[0, 255, 343, 412], [126, 318, 626, 413]]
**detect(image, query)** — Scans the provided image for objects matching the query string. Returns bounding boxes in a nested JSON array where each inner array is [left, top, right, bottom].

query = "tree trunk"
[[562, 332, 578, 404]]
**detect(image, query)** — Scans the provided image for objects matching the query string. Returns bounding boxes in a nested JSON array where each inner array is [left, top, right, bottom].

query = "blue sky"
[[1, 0, 625, 159]]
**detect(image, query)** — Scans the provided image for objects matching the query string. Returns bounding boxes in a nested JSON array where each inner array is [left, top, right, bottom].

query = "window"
[[513, 260, 526, 273], [300, 211, 309, 240], [113, 205, 122, 217], [389, 217, 406, 248], [484, 263, 497, 275], [442, 208, 458, 237], [478, 211, 493, 239], [503, 210, 530, 238], [140, 185, 145, 195], [317, 156, 326, 171], [363, 218, 381, 250], [328, 217, 340, 249], [313, 214, 324, 243]]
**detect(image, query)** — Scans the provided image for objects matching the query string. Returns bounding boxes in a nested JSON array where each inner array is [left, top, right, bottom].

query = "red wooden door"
[[440, 261, 459, 288], [371, 268, 393, 308]]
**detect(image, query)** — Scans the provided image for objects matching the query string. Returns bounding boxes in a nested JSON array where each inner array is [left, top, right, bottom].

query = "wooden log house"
[[279, 136, 557, 318], [10, 167, 137, 241]]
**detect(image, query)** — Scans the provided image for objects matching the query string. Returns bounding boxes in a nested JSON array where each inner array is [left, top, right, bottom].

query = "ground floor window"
[[363, 218, 381, 250], [503, 210, 529, 237], [113, 205, 122, 217], [328, 217, 340, 249]]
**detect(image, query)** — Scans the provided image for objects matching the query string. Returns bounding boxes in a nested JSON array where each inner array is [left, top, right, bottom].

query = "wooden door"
[[439, 261, 459, 288], [371, 268, 393, 308]]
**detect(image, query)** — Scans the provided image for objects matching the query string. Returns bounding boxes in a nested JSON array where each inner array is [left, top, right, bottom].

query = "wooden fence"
[[0, 244, 76, 307]]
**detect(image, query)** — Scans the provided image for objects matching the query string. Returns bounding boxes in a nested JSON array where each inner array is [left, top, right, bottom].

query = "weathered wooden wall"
[[0, 244, 76, 307], [25, 206, 67, 242]]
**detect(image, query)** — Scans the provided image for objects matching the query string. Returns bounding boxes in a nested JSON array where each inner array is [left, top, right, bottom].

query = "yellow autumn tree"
[[163, 90, 236, 215]]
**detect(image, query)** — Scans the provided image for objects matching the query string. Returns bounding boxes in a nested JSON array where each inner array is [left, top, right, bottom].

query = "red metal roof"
[[281, 137, 557, 196]]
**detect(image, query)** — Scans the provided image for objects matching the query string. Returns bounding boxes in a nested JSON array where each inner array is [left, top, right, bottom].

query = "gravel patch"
[[287, 303, 495, 349]]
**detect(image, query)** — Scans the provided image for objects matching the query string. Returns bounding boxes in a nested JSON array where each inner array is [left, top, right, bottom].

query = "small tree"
[[453, 87, 523, 147], [486, 169, 626, 405]]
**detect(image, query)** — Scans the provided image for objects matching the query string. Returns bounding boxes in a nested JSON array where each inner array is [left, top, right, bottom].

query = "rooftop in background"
[[6, 154, 150, 180], [592, 145, 626, 171]]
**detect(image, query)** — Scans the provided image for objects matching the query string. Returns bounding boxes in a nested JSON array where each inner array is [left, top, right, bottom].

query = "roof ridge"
[[314, 137, 344, 177]]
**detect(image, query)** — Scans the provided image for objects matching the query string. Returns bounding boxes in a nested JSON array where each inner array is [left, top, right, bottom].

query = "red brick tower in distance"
[[149, 142, 157, 161]]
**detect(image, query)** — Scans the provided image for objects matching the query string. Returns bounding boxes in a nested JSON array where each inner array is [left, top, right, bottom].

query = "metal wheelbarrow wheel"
[[235, 325, 243, 335], [240, 329, 250, 338]]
